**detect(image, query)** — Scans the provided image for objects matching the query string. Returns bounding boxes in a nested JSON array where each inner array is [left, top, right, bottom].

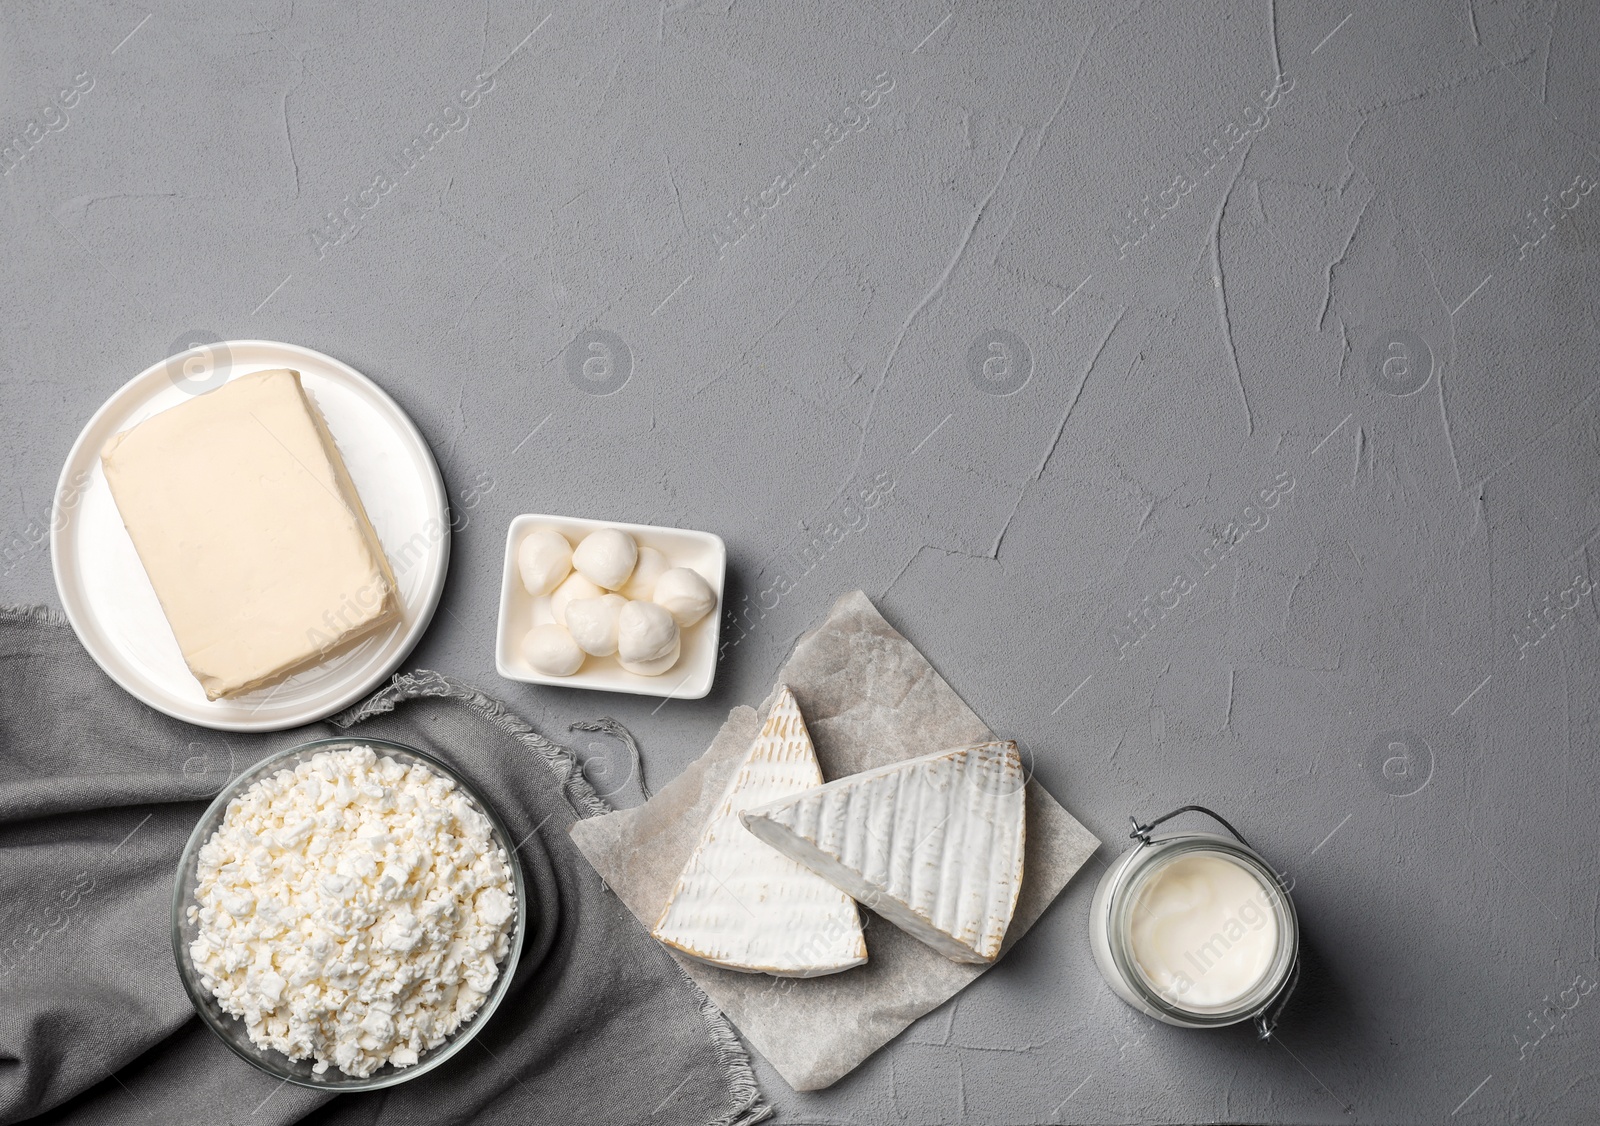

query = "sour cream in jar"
[[1090, 809, 1298, 1034], [1129, 852, 1280, 1009]]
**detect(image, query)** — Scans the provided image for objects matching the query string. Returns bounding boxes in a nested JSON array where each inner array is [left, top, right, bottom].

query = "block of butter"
[[101, 369, 399, 699]]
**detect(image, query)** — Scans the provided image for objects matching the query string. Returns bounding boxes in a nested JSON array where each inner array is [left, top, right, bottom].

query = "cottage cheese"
[[187, 746, 516, 1077]]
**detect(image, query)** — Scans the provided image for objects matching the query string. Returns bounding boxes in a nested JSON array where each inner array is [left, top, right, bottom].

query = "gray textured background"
[[3, 0, 1598, 1122]]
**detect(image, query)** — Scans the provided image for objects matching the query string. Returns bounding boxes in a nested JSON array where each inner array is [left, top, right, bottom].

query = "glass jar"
[[1089, 806, 1299, 1036]]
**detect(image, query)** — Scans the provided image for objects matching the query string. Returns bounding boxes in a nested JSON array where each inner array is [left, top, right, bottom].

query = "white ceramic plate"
[[51, 340, 450, 732], [496, 515, 725, 699]]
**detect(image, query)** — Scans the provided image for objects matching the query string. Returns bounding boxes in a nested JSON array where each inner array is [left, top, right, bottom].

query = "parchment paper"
[[570, 591, 1100, 1091]]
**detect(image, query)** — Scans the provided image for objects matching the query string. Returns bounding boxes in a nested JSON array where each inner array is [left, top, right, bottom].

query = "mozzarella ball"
[[617, 600, 679, 664], [620, 634, 680, 676], [565, 593, 627, 656], [522, 624, 584, 676], [572, 528, 638, 590], [653, 567, 717, 627], [550, 572, 604, 625], [518, 529, 572, 597], [619, 545, 671, 601]]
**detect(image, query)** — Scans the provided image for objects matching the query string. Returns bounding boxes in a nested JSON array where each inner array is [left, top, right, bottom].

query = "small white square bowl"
[[495, 514, 726, 699]]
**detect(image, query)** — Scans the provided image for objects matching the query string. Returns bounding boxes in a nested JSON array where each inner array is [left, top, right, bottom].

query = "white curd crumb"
[[653, 567, 717, 628], [523, 623, 585, 675], [517, 529, 572, 597], [188, 746, 516, 1078], [565, 594, 627, 656], [572, 529, 638, 590]]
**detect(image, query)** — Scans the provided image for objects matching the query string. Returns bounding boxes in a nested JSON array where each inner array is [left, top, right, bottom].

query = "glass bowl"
[[171, 737, 527, 1091]]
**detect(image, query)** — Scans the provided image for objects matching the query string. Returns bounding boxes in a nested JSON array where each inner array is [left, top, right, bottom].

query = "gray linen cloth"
[[0, 605, 770, 1126]]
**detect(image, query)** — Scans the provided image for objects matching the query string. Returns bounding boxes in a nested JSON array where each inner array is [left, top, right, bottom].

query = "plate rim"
[[50, 339, 450, 732], [494, 512, 725, 699]]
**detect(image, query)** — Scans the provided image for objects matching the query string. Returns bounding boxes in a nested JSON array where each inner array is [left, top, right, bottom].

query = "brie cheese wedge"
[[741, 741, 1026, 964], [652, 687, 867, 976]]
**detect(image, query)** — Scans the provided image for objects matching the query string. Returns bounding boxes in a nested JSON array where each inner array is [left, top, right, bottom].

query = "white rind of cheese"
[[100, 369, 398, 700], [651, 687, 867, 977], [740, 741, 1026, 964]]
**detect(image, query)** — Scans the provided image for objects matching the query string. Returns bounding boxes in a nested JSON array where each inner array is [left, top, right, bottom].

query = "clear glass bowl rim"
[[170, 736, 528, 1091]]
